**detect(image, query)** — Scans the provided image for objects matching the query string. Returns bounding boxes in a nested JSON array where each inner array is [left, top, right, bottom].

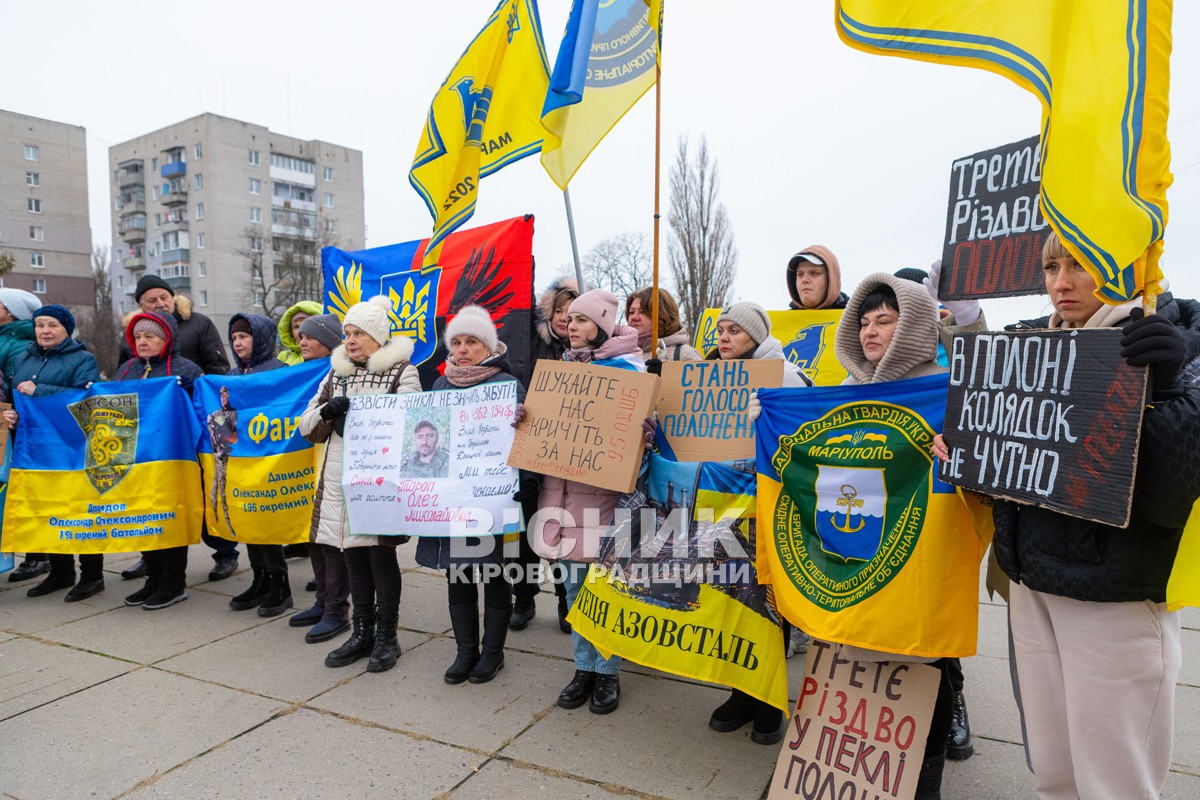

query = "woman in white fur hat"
[[299, 295, 421, 673]]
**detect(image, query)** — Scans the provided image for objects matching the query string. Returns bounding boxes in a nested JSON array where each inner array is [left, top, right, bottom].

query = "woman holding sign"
[[416, 305, 530, 685], [934, 232, 1200, 800], [528, 288, 647, 715], [300, 295, 421, 673]]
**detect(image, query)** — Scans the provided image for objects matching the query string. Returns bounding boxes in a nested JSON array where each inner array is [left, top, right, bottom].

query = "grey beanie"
[[299, 313, 343, 351], [0, 288, 41, 320], [716, 302, 771, 345]]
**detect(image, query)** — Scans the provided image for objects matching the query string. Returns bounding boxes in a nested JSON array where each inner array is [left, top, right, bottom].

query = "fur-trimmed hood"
[[120, 293, 195, 331], [534, 276, 578, 346], [836, 272, 941, 384], [330, 335, 415, 376]]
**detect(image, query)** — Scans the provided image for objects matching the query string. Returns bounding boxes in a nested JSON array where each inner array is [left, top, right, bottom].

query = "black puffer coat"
[[993, 293, 1200, 602]]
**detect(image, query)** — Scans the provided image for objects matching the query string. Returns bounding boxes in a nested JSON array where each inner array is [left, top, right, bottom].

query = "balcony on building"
[[119, 215, 147, 243], [122, 256, 147, 271], [119, 199, 146, 217], [160, 161, 186, 179], [162, 213, 188, 234], [158, 261, 191, 294], [161, 248, 189, 266], [161, 180, 188, 206], [118, 159, 145, 189]]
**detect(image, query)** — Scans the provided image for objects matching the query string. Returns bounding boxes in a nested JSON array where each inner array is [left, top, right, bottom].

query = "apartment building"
[[0, 110, 94, 311], [108, 113, 364, 335]]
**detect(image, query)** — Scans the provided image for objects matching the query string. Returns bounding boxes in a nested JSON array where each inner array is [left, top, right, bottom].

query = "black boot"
[[509, 595, 536, 631], [325, 612, 375, 668], [9, 556, 49, 583], [367, 611, 401, 672], [445, 604, 479, 684], [589, 674, 620, 714], [751, 700, 784, 745], [709, 688, 756, 732], [469, 604, 510, 684], [946, 690, 974, 760], [914, 752, 945, 800], [229, 566, 268, 611], [257, 570, 293, 617]]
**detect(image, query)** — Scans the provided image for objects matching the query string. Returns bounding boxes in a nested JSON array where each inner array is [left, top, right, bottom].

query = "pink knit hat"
[[568, 289, 619, 337]]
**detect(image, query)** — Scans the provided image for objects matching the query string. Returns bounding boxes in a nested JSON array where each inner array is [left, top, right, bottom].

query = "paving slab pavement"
[[0, 552, 1197, 800]]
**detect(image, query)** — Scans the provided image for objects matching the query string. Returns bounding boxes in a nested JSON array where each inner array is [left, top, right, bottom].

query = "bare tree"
[[243, 211, 336, 320], [581, 231, 655, 301], [76, 246, 122, 377], [667, 135, 737, 329]]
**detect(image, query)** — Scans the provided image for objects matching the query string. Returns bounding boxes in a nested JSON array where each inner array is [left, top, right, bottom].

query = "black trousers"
[[447, 567, 512, 609], [48, 553, 103, 581], [925, 658, 956, 759], [142, 546, 188, 594], [246, 543, 287, 572], [344, 545, 401, 618], [310, 544, 350, 621]]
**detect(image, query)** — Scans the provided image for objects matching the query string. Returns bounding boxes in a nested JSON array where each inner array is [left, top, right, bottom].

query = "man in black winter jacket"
[[984, 233, 1200, 799]]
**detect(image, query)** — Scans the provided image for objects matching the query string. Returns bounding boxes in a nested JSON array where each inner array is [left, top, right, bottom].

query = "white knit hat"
[[342, 295, 393, 345], [443, 305, 499, 353]]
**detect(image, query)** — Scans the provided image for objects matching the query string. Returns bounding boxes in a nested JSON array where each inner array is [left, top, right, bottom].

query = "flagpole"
[[650, 45, 662, 357], [563, 188, 586, 292]]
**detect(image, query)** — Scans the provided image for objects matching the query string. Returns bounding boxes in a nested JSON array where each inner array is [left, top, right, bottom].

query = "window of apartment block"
[[200, 290, 209, 306], [323, 166, 334, 181], [250, 236, 263, 252], [198, 261, 207, 277], [197, 233, 206, 249], [250, 207, 261, 223], [152, 157, 159, 171], [31, 252, 44, 268], [249, 149, 260, 165], [32, 279, 46, 294], [154, 213, 161, 228], [117, 275, 123, 288], [323, 193, 334, 208], [194, 143, 202, 159], [194, 173, 203, 190], [152, 185, 159, 201], [26, 172, 39, 187], [249, 177, 261, 194], [29, 226, 43, 241], [27, 198, 41, 214], [325, 218, 336, 233], [24, 145, 39, 161], [253, 291, 264, 307], [196, 203, 205, 220]]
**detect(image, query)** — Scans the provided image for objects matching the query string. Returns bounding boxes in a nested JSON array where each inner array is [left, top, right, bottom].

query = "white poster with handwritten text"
[[341, 382, 521, 537]]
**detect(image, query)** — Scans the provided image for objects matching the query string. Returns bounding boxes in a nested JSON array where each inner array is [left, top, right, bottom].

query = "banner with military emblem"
[[693, 309, 847, 386], [322, 215, 535, 388], [2, 379, 203, 554], [193, 359, 327, 546], [755, 375, 991, 658], [568, 452, 789, 712]]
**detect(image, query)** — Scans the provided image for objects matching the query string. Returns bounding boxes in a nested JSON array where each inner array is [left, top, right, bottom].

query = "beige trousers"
[[1009, 581, 1181, 800]]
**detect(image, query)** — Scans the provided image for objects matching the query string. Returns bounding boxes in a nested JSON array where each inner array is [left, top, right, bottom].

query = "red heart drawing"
[[375, 477, 385, 486], [382, 447, 390, 455]]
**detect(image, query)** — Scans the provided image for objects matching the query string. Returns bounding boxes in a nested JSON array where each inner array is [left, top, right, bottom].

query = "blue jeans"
[[561, 560, 621, 676]]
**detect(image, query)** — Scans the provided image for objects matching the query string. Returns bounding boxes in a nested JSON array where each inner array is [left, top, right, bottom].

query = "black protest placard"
[[939, 329, 1147, 527], [769, 642, 940, 800], [939, 136, 1051, 300]]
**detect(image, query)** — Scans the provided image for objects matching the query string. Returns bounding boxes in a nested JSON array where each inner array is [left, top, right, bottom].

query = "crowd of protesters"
[[2, 235, 1197, 800]]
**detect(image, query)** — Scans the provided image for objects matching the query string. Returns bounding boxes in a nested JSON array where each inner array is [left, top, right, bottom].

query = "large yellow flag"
[[540, 0, 659, 189], [410, 0, 550, 267], [837, 0, 1172, 304]]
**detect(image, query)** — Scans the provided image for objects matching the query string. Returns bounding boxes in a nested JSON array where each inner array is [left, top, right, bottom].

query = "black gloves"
[[321, 395, 350, 420], [1121, 309, 1186, 396], [645, 358, 663, 376]]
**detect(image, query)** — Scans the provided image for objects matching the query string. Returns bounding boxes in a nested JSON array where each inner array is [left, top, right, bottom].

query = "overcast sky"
[[2, 0, 1197, 325]]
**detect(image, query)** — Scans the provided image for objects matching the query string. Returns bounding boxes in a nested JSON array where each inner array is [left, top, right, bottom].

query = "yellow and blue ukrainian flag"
[[410, 0, 551, 267], [836, 0, 1172, 304], [756, 374, 991, 658], [540, 0, 659, 189], [193, 359, 327, 546], [3, 379, 203, 554]]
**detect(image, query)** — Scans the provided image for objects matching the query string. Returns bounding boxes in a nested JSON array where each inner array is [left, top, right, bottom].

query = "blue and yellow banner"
[[1167, 498, 1200, 612], [540, 0, 658, 189], [836, 0, 1172, 304], [193, 359, 327, 546], [756, 375, 991, 658], [410, 0, 550, 267], [3, 379, 203, 554], [693, 308, 847, 386], [569, 452, 788, 711]]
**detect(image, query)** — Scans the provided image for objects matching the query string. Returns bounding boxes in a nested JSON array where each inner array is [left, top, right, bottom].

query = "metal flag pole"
[[650, 24, 663, 354], [564, 188, 586, 293]]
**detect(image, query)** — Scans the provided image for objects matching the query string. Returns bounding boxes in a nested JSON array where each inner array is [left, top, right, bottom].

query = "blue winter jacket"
[[11, 336, 100, 396]]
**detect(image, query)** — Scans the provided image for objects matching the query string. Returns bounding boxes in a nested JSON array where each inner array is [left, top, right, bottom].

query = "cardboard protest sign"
[[939, 329, 1147, 527], [656, 360, 783, 461], [342, 382, 522, 537], [769, 643, 940, 800], [694, 308, 847, 386], [508, 361, 660, 493], [939, 135, 1051, 300]]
